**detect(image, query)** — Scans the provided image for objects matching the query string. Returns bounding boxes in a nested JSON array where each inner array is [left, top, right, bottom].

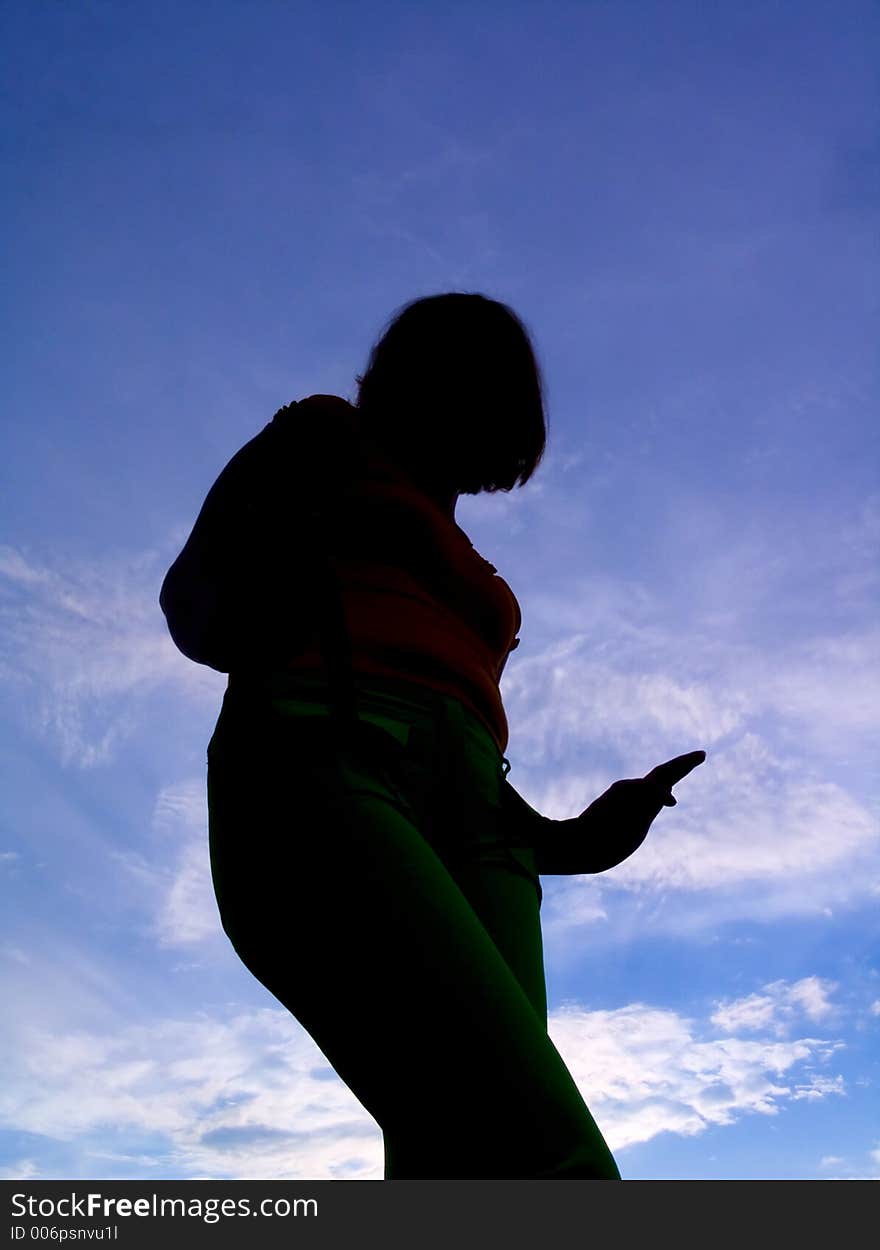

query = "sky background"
[[2, 0, 878, 1182]]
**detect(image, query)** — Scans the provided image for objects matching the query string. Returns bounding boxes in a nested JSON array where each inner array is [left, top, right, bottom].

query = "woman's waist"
[[226, 667, 505, 774]]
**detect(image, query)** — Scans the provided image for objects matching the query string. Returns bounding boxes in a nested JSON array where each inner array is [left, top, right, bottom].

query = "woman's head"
[[354, 292, 548, 494]]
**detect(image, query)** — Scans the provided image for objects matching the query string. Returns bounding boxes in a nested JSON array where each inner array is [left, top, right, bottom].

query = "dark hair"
[[354, 292, 549, 494]]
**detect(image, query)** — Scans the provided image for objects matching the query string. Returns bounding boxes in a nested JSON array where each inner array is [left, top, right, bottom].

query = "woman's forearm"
[[500, 778, 570, 874], [499, 778, 612, 875]]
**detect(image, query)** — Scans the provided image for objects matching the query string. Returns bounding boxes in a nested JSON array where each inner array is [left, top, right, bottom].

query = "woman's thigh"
[[207, 705, 618, 1179]]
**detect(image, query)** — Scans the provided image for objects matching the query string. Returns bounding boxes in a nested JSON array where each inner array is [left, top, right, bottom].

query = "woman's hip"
[[207, 670, 541, 897]]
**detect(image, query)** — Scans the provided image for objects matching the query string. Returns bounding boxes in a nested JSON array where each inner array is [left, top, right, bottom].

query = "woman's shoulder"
[[266, 394, 373, 480], [270, 393, 358, 442]]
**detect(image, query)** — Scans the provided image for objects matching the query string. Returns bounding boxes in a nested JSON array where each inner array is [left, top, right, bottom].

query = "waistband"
[[226, 669, 511, 777]]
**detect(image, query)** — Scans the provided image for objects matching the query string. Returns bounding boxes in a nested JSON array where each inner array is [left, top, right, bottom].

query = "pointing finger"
[[644, 750, 707, 787]]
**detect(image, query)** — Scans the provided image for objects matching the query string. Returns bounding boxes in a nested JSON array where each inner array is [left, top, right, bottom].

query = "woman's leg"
[[207, 700, 619, 1180]]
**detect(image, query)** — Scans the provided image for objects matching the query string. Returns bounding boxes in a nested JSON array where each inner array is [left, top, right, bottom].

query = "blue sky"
[[2, 0, 878, 1181]]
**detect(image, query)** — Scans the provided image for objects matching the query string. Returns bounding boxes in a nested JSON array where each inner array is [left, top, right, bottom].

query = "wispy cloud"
[[816, 1142, 880, 1181], [0, 1158, 41, 1181], [493, 493, 880, 933], [101, 777, 222, 952], [0, 978, 846, 1180], [550, 997, 845, 1156], [0, 540, 223, 768], [149, 779, 222, 949], [0, 1005, 380, 1181]]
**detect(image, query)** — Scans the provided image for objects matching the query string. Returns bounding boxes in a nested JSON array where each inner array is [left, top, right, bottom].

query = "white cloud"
[[711, 993, 777, 1034], [0, 986, 845, 1180], [0, 1007, 381, 1180], [710, 978, 837, 1037], [785, 977, 838, 1023], [548, 1000, 845, 1157]]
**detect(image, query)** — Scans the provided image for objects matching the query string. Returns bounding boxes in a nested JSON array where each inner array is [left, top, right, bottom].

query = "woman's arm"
[[498, 777, 578, 875], [159, 429, 267, 668], [501, 751, 707, 874], [500, 779, 628, 875], [159, 414, 317, 670]]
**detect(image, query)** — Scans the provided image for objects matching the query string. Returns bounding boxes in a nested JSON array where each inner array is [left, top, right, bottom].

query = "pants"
[[206, 670, 620, 1180]]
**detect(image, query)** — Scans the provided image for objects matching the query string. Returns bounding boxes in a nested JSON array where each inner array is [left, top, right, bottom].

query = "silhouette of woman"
[[164, 293, 705, 1179]]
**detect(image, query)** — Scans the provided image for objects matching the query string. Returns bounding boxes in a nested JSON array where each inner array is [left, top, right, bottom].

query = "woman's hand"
[[571, 750, 707, 872], [523, 749, 707, 875]]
